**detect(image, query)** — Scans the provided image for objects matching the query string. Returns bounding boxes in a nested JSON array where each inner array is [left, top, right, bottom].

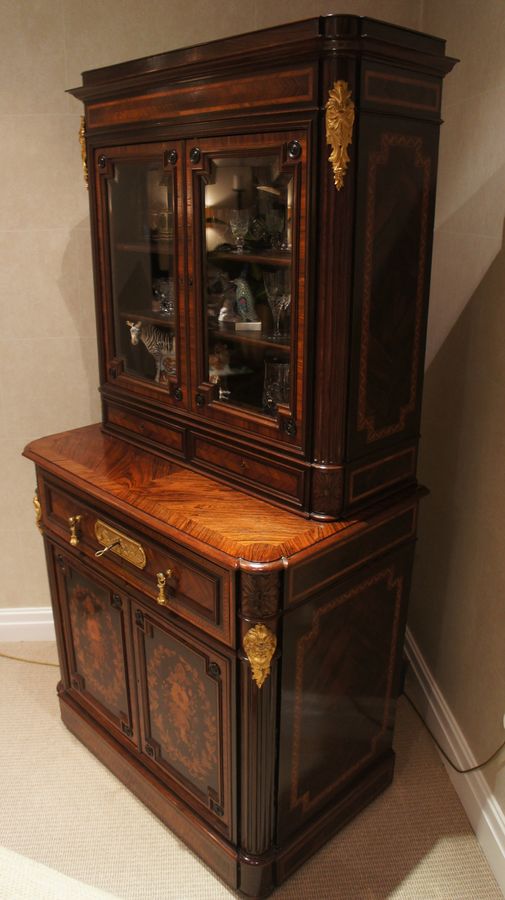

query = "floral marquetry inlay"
[[69, 584, 126, 712], [147, 643, 218, 785]]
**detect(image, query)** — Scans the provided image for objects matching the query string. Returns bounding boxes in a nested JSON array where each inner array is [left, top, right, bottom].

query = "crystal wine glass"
[[229, 209, 250, 253], [264, 270, 289, 338]]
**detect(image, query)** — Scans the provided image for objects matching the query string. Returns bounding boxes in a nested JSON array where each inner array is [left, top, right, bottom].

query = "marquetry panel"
[[52, 549, 136, 743], [362, 63, 441, 117], [347, 444, 417, 507], [347, 118, 438, 459], [134, 604, 235, 837], [277, 544, 415, 840], [86, 66, 316, 129]]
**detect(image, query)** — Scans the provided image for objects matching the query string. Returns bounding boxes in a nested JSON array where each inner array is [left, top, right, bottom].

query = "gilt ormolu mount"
[[24, 16, 456, 897]]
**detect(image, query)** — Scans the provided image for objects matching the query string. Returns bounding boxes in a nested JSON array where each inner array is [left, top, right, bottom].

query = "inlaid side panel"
[[347, 115, 439, 460], [277, 543, 415, 841], [134, 604, 235, 838]]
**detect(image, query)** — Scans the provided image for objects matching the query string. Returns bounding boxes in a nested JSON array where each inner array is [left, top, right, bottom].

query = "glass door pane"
[[203, 152, 293, 415], [98, 144, 185, 399], [187, 131, 307, 445]]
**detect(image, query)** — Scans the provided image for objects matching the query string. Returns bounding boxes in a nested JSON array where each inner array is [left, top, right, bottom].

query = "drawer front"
[[40, 476, 234, 647], [133, 601, 235, 840], [105, 403, 186, 458], [190, 433, 306, 509]]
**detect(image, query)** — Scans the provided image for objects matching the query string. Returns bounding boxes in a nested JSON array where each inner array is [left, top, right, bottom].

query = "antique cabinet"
[[24, 15, 456, 898]]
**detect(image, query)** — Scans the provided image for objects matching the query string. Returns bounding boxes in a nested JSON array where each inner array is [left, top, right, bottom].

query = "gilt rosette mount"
[[243, 624, 277, 689], [326, 80, 355, 190]]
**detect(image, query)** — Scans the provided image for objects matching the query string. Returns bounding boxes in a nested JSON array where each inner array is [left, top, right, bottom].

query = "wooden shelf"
[[119, 309, 175, 328], [209, 250, 291, 268], [209, 323, 290, 353]]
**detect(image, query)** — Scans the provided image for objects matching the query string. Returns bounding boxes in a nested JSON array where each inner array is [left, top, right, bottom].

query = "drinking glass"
[[229, 209, 250, 253], [263, 361, 290, 412], [264, 270, 290, 338]]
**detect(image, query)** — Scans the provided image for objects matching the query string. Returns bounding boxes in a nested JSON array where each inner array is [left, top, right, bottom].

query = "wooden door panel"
[[133, 602, 235, 838], [49, 545, 137, 745]]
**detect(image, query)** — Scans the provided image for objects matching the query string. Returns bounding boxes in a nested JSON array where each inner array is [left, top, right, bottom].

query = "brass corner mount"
[[79, 116, 88, 189], [243, 624, 277, 689], [325, 80, 355, 191]]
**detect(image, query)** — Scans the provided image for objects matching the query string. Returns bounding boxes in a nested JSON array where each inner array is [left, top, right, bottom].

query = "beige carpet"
[[0, 642, 502, 900]]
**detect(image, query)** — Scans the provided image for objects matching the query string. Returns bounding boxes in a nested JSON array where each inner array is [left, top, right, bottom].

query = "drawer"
[[105, 403, 186, 458], [190, 433, 306, 508], [40, 476, 234, 647]]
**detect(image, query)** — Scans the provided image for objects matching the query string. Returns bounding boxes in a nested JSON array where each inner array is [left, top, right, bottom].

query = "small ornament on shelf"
[[232, 276, 261, 330]]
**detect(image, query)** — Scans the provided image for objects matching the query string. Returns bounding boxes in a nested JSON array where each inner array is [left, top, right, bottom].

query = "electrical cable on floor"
[[0, 651, 59, 667], [403, 690, 505, 775]]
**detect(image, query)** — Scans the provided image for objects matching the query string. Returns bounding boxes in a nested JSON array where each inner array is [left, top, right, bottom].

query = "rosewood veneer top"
[[24, 424, 353, 563]]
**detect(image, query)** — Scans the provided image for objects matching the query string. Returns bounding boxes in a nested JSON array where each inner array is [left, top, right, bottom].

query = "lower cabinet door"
[[50, 544, 138, 746], [133, 601, 235, 839]]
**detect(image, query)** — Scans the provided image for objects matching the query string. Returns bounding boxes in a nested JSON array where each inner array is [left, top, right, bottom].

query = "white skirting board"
[[0, 607, 56, 642], [405, 627, 505, 896]]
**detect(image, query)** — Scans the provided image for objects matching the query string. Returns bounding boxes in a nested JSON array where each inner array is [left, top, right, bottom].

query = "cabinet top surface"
[[24, 425, 352, 564]]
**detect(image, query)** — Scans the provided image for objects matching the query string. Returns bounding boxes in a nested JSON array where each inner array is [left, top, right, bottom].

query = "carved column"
[[238, 563, 283, 897]]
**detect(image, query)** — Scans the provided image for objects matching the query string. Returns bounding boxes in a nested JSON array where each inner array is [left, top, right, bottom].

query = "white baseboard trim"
[[0, 607, 55, 642], [405, 627, 505, 895]]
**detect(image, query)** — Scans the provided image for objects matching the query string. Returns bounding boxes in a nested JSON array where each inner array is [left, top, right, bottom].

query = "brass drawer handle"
[[33, 489, 42, 532], [156, 569, 175, 606], [68, 515, 82, 547], [94, 520, 146, 569]]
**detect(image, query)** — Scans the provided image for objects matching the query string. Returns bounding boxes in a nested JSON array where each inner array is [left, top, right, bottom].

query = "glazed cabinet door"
[[187, 130, 309, 449], [133, 601, 235, 839], [48, 543, 138, 747], [93, 142, 188, 406]]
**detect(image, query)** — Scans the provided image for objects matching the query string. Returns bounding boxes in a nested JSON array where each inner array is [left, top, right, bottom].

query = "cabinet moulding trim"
[[0, 607, 56, 643], [404, 627, 505, 896]]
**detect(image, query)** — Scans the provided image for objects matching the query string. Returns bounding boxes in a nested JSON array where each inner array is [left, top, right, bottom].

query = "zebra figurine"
[[126, 320, 176, 383]]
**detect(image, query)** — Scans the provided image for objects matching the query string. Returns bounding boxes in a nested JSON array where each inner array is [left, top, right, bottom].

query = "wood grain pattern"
[[24, 425, 349, 563], [87, 67, 316, 129]]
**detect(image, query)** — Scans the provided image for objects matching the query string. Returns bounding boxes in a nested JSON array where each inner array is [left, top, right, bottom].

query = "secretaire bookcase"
[[24, 15, 456, 896]]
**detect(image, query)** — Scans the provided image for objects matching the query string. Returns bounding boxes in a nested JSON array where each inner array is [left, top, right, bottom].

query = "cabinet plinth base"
[[59, 689, 395, 898]]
